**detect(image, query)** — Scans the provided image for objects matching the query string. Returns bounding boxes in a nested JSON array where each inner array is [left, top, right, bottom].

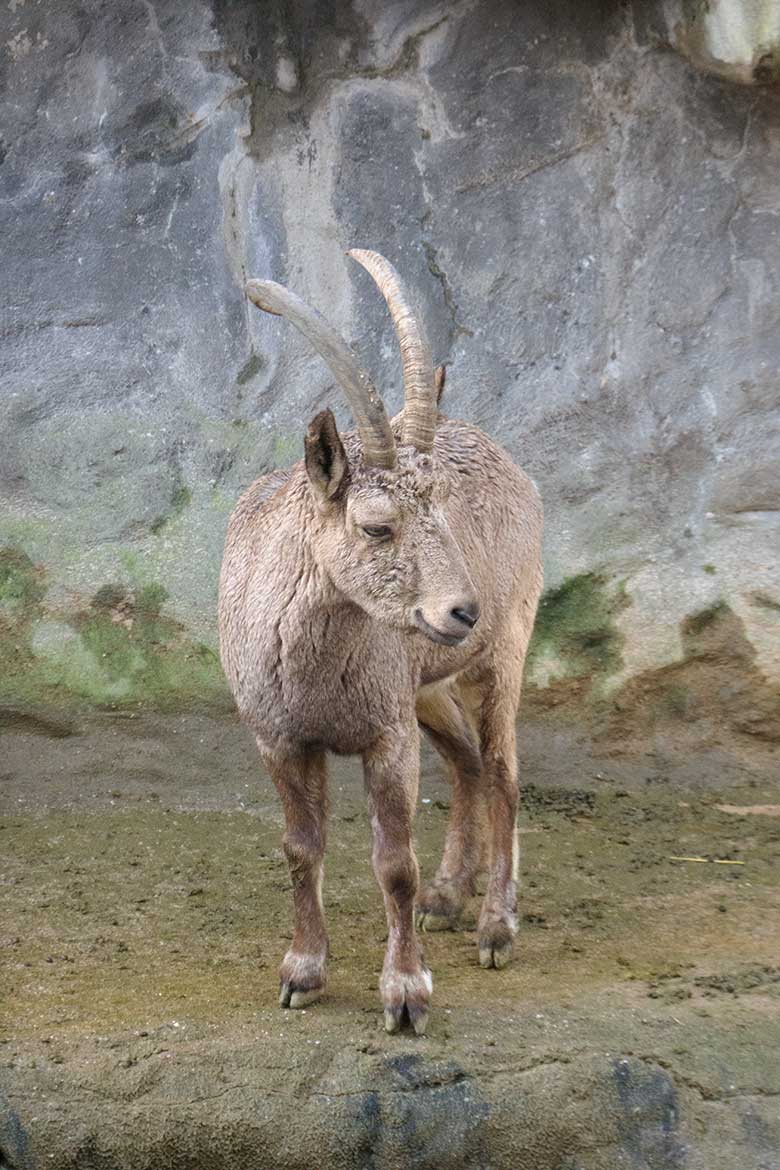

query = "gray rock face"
[[0, 0, 778, 716]]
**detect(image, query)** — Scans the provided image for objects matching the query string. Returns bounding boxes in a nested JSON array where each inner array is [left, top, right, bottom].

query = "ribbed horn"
[[246, 279, 396, 470], [347, 250, 437, 453]]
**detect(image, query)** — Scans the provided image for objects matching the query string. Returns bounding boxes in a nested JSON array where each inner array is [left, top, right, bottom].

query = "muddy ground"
[[1, 708, 779, 1169]]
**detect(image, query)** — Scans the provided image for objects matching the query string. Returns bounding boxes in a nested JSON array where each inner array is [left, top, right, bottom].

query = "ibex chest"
[[236, 605, 412, 755]]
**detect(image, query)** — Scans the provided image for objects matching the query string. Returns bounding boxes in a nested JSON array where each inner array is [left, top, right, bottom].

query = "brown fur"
[[219, 374, 542, 1034]]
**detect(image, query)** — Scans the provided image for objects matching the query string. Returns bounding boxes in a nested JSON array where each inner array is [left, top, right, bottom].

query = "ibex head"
[[246, 251, 479, 647]]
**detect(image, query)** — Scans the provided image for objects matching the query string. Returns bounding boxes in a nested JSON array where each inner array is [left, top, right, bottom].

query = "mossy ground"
[[2, 712, 779, 1169], [2, 712, 779, 1045]]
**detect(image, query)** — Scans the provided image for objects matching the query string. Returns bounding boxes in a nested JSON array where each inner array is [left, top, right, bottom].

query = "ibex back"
[[219, 250, 543, 1035]]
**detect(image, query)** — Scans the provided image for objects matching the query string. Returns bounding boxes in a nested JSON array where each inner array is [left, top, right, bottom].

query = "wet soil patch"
[[1, 712, 779, 1168]]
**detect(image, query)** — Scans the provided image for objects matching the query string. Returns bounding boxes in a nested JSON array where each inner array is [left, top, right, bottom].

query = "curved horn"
[[246, 279, 396, 469], [347, 249, 437, 453]]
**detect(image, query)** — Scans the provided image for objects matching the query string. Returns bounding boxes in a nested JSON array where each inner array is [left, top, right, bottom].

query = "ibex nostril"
[[451, 602, 480, 629]]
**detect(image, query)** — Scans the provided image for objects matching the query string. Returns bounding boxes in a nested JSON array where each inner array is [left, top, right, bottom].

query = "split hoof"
[[381, 966, 433, 1036], [416, 909, 460, 933], [478, 940, 513, 969], [278, 948, 327, 1009], [477, 917, 515, 970], [384, 1004, 429, 1036], [415, 879, 468, 932], [279, 983, 324, 1009]]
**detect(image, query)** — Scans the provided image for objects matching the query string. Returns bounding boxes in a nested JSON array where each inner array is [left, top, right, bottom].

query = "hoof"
[[478, 941, 513, 969], [477, 916, 515, 970], [279, 948, 327, 1009], [279, 983, 324, 1009], [415, 878, 468, 932], [384, 1005, 429, 1036], [381, 966, 432, 1036], [416, 909, 459, 932]]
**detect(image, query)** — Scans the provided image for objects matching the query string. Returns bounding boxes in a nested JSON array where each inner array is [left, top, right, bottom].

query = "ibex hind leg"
[[262, 748, 329, 1008], [476, 648, 526, 971], [415, 684, 487, 932]]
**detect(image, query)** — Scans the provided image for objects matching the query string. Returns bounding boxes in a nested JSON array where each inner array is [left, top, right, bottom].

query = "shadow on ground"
[[1, 710, 779, 1169]]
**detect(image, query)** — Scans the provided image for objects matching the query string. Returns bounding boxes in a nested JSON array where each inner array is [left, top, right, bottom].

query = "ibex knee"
[[283, 829, 323, 877], [376, 850, 419, 904]]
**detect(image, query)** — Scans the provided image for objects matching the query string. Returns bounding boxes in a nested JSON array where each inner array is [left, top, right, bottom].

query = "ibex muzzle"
[[412, 513, 480, 646]]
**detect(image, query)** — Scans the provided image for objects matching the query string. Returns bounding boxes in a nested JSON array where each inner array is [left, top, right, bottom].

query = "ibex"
[[219, 250, 543, 1035]]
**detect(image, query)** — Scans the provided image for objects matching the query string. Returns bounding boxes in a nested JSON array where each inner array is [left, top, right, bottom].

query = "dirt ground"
[[1, 708, 779, 1169]]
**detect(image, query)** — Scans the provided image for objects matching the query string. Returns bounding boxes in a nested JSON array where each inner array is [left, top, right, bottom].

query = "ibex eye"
[[362, 525, 392, 539]]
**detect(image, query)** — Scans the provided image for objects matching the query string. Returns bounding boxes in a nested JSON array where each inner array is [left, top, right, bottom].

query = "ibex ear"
[[434, 364, 446, 405], [304, 409, 349, 508]]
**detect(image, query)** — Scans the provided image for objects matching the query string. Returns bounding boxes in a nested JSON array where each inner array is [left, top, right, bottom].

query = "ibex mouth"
[[413, 610, 467, 647]]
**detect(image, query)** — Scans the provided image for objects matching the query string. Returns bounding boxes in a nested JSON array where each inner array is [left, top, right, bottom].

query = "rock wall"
[[1, 0, 778, 737]]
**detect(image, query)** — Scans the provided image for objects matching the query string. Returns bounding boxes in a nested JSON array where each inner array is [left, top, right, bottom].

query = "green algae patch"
[[0, 546, 46, 616], [236, 351, 265, 385], [273, 432, 301, 466], [0, 546, 48, 702], [150, 484, 193, 534], [42, 583, 229, 710], [525, 573, 628, 691], [0, 547, 230, 715]]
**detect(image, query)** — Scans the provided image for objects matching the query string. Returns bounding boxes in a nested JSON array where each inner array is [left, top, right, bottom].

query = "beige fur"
[[219, 273, 543, 1035]]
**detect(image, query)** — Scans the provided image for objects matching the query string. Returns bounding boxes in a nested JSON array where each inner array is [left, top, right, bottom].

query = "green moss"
[[236, 352, 265, 386], [0, 518, 53, 561], [0, 547, 46, 613], [273, 434, 300, 467], [0, 559, 228, 714], [53, 585, 226, 708], [119, 549, 143, 579], [702, 564, 716, 576], [526, 573, 628, 686], [171, 486, 192, 512], [0, 547, 47, 705], [151, 485, 193, 535], [136, 583, 169, 616]]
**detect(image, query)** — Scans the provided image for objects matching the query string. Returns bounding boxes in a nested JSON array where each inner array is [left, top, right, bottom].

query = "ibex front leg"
[[263, 749, 328, 1008], [363, 726, 431, 1035]]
